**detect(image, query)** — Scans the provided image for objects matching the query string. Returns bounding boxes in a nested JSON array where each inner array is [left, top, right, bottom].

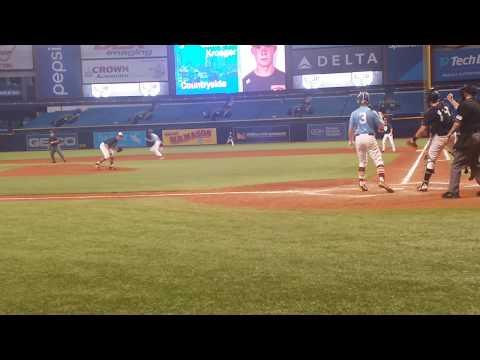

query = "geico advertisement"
[[82, 58, 168, 84], [34, 45, 82, 98], [26, 134, 79, 151], [162, 128, 217, 146], [81, 45, 167, 59]]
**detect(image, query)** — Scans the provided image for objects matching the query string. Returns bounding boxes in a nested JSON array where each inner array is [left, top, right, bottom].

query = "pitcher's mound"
[[0, 164, 136, 177]]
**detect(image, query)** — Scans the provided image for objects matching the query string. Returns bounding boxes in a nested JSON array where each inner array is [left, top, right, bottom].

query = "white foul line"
[[401, 139, 432, 185], [0, 190, 378, 202]]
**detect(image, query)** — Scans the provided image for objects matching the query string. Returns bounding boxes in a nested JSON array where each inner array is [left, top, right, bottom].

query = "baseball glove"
[[116, 146, 123, 153], [406, 138, 418, 149]]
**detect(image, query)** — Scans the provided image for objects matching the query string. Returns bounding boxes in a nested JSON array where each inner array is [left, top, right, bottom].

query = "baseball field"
[[1, 140, 479, 314]]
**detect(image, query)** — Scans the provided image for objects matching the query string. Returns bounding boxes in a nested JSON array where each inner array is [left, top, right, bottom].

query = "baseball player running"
[[407, 89, 455, 192], [95, 132, 124, 169], [48, 129, 66, 163], [349, 91, 394, 193], [226, 131, 235, 147], [146, 129, 164, 158], [381, 114, 396, 152]]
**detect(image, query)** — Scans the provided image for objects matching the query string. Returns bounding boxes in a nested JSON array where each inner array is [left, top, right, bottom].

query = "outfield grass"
[[1, 198, 479, 314], [0, 141, 353, 160], [1, 139, 473, 315], [0, 142, 397, 195]]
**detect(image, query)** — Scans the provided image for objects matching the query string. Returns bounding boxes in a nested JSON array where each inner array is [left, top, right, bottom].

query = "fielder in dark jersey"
[[48, 130, 66, 163], [242, 45, 286, 93], [410, 90, 455, 192], [96, 132, 124, 169]]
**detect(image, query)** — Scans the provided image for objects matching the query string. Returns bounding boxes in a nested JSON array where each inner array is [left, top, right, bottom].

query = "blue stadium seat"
[[23, 111, 79, 129]]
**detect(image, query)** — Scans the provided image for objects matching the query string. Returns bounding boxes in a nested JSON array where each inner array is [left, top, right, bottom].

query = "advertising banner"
[[234, 125, 290, 143], [0, 78, 22, 97], [174, 45, 286, 95], [34, 45, 82, 98], [162, 128, 217, 146], [433, 46, 480, 82], [0, 45, 33, 70], [93, 131, 146, 148], [82, 82, 169, 97], [307, 123, 347, 141], [82, 58, 168, 84], [290, 46, 383, 76], [26, 133, 79, 151], [385, 45, 424, 83], [81, 45, 167, 59]]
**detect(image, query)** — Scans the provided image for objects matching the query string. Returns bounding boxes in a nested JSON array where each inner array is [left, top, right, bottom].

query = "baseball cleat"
[[95, 162, 100, 169], [378, 182, 394, 193], [359, 183, 368, 192], [442, 191, 460, 199], [108, 166, 116, 170], [417, 182, 429, 192]]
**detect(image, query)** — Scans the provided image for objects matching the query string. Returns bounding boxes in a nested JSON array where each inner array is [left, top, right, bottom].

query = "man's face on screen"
[[251, 45, 277, 68]]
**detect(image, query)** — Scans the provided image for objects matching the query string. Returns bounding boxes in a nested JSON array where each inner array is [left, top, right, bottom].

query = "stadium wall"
[[1, 116, 421, 152]]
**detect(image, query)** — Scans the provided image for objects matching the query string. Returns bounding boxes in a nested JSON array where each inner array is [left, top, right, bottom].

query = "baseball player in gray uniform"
[[146, 129, 164, 158], [48, 129, 66, 163]]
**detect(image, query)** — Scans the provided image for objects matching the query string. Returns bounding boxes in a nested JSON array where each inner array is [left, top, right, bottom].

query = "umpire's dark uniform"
[[445, 95, 480, 196], [48, 132, 66, 163]]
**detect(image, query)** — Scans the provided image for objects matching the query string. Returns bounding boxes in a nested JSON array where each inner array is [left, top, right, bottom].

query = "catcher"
[[406, 89, 455, 192], [95, 132, 124, 170]]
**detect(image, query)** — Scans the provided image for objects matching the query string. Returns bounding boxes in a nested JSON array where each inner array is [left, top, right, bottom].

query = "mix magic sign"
[[162, 128, 217, 146], [81, 45, 167, 59], [291, 46, 383, 75], [434, 47, 480, 82]]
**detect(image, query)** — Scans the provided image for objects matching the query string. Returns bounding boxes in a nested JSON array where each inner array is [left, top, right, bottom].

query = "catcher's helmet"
[[357, 91, 369, 104], [460, 84, 477, 97], [427, 89, 440, 103]]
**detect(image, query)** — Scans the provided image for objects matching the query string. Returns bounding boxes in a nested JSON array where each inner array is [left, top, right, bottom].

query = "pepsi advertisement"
[[174, 45, 286, 95], [34, 45, 82, 99], [433, 46, 480, 82], [385, 45, 424, 83]]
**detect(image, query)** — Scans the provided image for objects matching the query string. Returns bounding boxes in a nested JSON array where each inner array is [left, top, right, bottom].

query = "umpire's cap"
[[427, 88, 440, 103], [460, 84, 477, 97], [357, 91, 369, 104]]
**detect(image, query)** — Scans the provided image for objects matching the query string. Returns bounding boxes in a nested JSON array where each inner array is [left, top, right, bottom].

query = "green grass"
[[0, 141, 352, 160], [0, 199, 479, 314], [0, 142, 397, 195], [1, 139, 474, 315]]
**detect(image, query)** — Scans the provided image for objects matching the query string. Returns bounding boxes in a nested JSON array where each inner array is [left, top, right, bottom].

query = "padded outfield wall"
[[0, 116, 421, 152]]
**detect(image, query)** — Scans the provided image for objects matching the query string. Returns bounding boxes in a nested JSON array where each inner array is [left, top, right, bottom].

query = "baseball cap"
[[117, 132, 124, 137]]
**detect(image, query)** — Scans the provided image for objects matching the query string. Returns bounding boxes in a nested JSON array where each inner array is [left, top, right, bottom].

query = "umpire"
[[48, 129, 66, 163], [443, 84, 480, 198]]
